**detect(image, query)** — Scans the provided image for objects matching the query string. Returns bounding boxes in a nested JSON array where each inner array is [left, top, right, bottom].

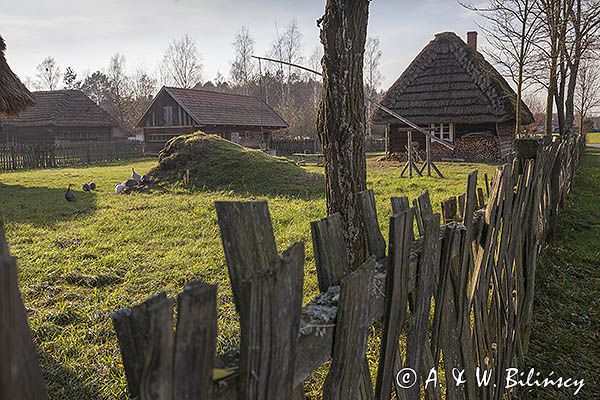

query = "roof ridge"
[[164, 86, 264, 100]]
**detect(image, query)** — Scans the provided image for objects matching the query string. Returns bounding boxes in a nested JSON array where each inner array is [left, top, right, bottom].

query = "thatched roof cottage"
[[372, 32, 534, 161], [0, 90, 118, 144], [0, 35, 34, 116], [137, 87, 288, 154]]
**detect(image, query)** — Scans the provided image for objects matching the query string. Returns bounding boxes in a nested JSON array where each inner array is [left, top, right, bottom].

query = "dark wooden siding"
[[141, 91, 195, 127], [3, 125, 113, 144], [143, 126, 271, 154], [388, 124, 427, 153]]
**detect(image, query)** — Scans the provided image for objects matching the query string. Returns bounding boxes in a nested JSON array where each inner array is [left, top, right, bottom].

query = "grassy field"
[[0, 156, 496, 399], [521, 149, 600, 399], [587, 132, 600, 143]]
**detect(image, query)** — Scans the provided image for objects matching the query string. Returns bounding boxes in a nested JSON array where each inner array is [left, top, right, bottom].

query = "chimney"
[[467, 31, 478, 51]]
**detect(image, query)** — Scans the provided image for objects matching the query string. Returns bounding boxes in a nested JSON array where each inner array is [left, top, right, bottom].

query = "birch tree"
[[230, 26, 256, 93], [161, 34, 203, 89], [364, 37, 383, 136]]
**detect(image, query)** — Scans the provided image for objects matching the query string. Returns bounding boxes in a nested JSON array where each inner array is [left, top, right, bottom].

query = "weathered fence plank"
[[238, 242, 305, 400], [322, 257, 376, 400], [357, 189, 387, 259], [311, 213, 350, 292], [375, 208, 414, 400], [0, 222, 48, 400], [215, 201, 278, 308], [174, 282, 217, 400]]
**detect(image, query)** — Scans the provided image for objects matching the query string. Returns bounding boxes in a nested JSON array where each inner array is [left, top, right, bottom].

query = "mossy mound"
[[149, 132, 323, 197]]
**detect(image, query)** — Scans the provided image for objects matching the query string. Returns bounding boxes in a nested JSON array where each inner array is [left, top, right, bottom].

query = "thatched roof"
[[0, 35, 34, 116], [372, 32, 534, 126], [0, 90, 116, 127]]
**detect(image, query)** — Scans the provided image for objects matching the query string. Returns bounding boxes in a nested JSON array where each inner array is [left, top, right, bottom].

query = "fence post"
[[0, 222, 49, 400]]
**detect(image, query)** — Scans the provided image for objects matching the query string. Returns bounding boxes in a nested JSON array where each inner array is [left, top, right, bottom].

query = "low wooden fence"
[[0, 141, 143, 171], [272, 137, 385, 156], [0, 134, 586, 399]]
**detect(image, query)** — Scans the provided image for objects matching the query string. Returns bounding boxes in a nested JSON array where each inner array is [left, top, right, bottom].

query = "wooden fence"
[[0, 134, 586, 399], [0, 141, 143, 171], [272, 137, 386, 156]]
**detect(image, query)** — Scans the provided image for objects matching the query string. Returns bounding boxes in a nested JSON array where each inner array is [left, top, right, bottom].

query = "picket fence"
[[0, 141, 143, 171], [0, 134, 586, 399]]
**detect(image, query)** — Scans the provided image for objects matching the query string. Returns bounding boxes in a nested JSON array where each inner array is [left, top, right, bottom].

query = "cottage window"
[[429, 123, 454, 142], [164, 106, 173, 126]]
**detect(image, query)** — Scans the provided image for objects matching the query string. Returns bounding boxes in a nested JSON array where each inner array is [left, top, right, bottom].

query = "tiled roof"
[[159, 87, 288, 129], [1, 90, 115, 127], [372, 32, 534, 126]]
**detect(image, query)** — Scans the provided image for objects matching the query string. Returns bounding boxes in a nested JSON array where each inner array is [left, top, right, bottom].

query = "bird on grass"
[[65, 185, 76, 202], [131, 168, 142, 182], [82, 183, 91, 192], [124, 179, 138, 188], [89, 182, 97, 191]]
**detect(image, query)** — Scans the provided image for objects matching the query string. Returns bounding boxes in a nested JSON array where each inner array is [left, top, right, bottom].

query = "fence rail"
[[0, 141, 144, 171], [271, 137, 385, 156], [0, 134, 586, 399]]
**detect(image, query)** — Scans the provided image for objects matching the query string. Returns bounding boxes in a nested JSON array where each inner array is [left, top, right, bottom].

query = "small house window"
[[429, 123, 454, 142], [164, 106, 173, 126]]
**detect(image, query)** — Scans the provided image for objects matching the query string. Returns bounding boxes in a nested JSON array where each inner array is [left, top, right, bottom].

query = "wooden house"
[[372, 32, 534, 162], [137, 87, 288, 153], [0, 90, 117, 144], [0, 35, 34, 118]]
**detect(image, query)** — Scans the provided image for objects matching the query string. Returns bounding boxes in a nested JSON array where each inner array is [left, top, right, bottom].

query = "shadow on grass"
[[38, 351, 101, 400], [0, 183, 97, 227]]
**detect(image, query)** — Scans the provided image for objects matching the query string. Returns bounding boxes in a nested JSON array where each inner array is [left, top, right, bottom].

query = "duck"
[[65, 185, 76, 202], [82, 183, 91, 192], [89, 182, 97, 191], [131, 168, 142, 182]]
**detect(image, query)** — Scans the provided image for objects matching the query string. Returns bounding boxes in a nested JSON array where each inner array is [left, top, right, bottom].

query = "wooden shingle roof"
[[1, 90, 116, 127], [139, 87, 288, 129], [0, 35, 34, 116], [372, 32, 534, 126]]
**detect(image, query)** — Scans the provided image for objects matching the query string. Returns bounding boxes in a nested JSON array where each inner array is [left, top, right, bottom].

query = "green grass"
[[0, 156, 496, 399], [520, 149, 600, 399], [586, 132, 600, 143]]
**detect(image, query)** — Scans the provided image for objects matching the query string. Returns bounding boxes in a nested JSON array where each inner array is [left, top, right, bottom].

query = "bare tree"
[[534, 0, 600, 134], [161, 34, 203, 88], [575, 57, 600, 133], [230, 26, 256, 94], [270, 20, 303, 105], [63, 67, 78, 90], [35, 56, 62, 90], [461, 0, 542, 135], [318, 0, 370, 268], [364, 37, 383, 136]]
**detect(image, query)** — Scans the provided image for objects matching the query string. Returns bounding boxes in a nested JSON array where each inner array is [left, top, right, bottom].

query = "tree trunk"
[[318, 0, 370, 269]]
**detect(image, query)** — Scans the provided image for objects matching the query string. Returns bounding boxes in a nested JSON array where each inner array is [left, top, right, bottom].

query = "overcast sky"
[[1, 0, 484, 90]]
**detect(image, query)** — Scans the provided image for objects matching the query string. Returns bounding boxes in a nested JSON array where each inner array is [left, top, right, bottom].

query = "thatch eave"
[[0, 36, 34, 116]]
